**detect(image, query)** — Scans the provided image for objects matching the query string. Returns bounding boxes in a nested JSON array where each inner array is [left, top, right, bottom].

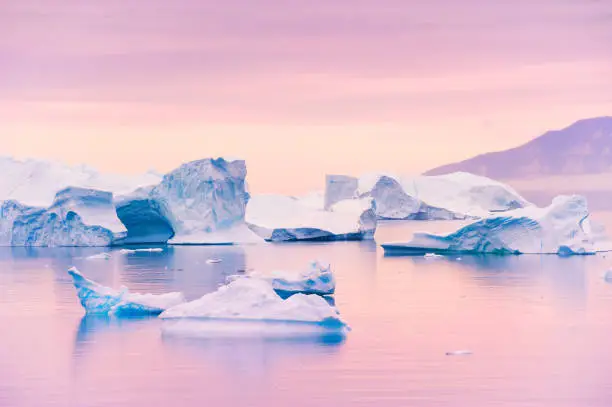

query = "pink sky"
[[1, 0, 611, 193]]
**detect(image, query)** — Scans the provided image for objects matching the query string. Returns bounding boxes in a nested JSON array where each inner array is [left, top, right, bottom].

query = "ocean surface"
[[2, 218, 612, 407]]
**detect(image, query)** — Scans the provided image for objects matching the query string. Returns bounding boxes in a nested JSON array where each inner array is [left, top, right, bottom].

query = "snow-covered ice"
[[1, 187, 126, 247], [245, 261, 336, 295], [115, 158, 256, 245], [0, 156, 161, 207], [160, 278, 348, 337], [206, 258, 222, 264], [245, 194, 376, 242], [119, 248, 164, 254], [382, 195, 609, 255], [86, 252, 112, 260], [68, 267, 185, 316], [326, 171, 530, 220], [424, 253, 444, 259]]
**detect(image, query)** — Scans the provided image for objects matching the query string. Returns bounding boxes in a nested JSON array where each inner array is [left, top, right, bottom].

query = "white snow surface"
[[245, 194, 376, 241], [119, 248, 164, 254], [86, 252, 112, 260], [0, 156, 161, 207], [168, 224, 263, 245], [331, 171, 530, 220], [160, 277, 346, 326], [382, 195, 610, 255], [68, 267, 185, 315], [244, 261, 336, 295]]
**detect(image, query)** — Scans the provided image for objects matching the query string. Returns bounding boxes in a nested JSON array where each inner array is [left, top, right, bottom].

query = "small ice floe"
[[603, 270, 612, 283], [206, 258, 223, 264], [456, 257, 462, 261], [160, 277, 348, 338], [253, 261, 335, 296], [445, 350, 473, 356], [119, 248, 164, 254], [86, 252, 111, 260], [424, 253, 444, 259], [68, 267, 185, 316]]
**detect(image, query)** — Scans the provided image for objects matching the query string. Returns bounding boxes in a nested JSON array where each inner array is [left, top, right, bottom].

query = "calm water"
[[2, 219, 612, 407]]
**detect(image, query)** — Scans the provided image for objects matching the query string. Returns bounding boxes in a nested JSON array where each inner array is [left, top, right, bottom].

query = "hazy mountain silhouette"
[[426, 117, 612, 178]]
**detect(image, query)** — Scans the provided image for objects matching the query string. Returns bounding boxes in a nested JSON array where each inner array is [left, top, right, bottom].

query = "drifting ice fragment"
[[382, 196, 609, 256], [86, 252, 111, 260], [119, 248, 164, 254], [246, 261, 336, 295], [160, 278, 348, 338], [424, 253, 444, 259], [206, 258, 222, 264], [68, 267, 185, 316]]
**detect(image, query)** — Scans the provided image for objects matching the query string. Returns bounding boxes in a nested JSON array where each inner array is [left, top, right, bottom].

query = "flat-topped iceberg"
[[243, 261, 335, 295], [68, 267, 185, 316], [1, 187, 126, 247], [160, 278, 348, 338], [245, 194, 376, 242], [116, 158, 257, 245], [382, 195, 608, 255], [326, 172, 529, 220]]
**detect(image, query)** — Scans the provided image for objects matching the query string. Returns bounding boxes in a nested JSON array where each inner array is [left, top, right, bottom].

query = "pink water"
[[2, 219, 612, 406]]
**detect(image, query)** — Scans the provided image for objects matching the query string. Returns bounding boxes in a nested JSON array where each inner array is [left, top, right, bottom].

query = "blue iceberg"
[[245, 261, 336, 296], [68, 267, 185, 316]]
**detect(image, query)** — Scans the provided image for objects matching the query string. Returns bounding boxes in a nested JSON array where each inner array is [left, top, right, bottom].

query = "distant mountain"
[[426, 117, 612, 178]]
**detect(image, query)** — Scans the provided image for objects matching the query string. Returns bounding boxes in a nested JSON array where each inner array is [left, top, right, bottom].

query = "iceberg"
[[382, 195, 608, 255], [86, 252, 111, 260], [116, 158, 259, 245], [160, 278, 348, 337], [245, 261, 335, 295], [68, 267, 185, 316], [0, 156, 161, 207], [326, 172, 530, 220], [118, 248, 164, 254], [245, 194, 377, 242], [1, 187, 126, 247]]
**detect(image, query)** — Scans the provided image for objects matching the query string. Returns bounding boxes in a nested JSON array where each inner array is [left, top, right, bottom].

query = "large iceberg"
[[0, 156, 161, 207], [1, 187, 126, 247], [116, 158, 259, 245], [241, 261, 335, 295], [68, 267, 185, 316], [382, 195, 608, 255], [326, 172, 530, 220], [245, 194, 376, 242], [160, 277, 348, 337]]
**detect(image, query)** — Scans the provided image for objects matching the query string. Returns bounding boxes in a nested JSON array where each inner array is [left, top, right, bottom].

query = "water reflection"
[[161, 330, 344, 375]]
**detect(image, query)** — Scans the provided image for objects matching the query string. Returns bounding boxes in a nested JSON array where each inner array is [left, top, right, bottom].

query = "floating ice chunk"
[[160, 278, 348, 337], [116, 158, 252, 245], [86, 252, 111, 260], [382, 195, 608, 256], [119, 248, 164, 254], [327, 171, 530, 220], [246, 261, 336, 295], [206, 258, 222, 264], [68, 267, 185, 316], [604, 270, 612, 283], [245, 194, 376, 242], [424, 253, 444, 259], [446, 350, 473, 356]]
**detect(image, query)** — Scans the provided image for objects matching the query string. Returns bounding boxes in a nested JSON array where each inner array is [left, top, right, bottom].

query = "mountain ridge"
[[425, 116, 612, 179]]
